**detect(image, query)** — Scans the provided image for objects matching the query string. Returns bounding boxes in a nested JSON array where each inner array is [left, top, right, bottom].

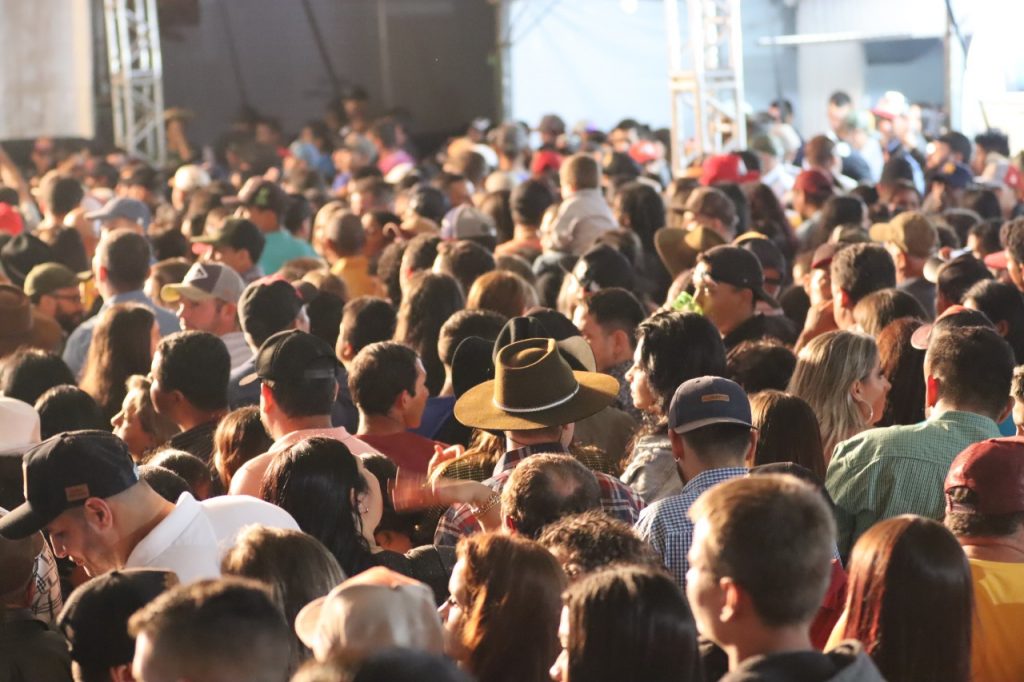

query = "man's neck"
[[930, 399, 997, 422], [358, 411, 406, 437], [960, 534, 1024, 563], [271, 414, 334, 440], [175, 406, 227, 432], [513, 224, 539, 242], [718, 308, 755, 337], [114, 490, 176, 568], [725, 624, 814, 672]]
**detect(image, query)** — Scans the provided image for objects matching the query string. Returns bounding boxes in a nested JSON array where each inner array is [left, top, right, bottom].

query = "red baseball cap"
[[699, 154, 758, 186], [794, 169, 834, 197], [946, 437, 1024, 515], [0, 203, 24, 236]]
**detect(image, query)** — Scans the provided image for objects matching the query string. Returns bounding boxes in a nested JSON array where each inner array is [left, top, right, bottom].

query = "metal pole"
[[376, 0, 394, 109], [495, 0, 512, 121]]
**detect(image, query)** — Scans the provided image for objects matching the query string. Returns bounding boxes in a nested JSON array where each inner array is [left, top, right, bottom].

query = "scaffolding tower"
[[103, 0, 166, 166], [665, 0, 746, 176]]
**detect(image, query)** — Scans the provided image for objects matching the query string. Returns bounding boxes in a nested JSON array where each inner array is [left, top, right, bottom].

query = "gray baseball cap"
[[161, 262, 245, 305], [85, 197, 152, 230]]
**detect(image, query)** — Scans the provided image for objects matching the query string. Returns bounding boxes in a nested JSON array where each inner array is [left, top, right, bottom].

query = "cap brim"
[[752, 286, 779, 309], [984, 251, 1008, 270], [84, 210, 113, 222], [294, 595, 326, 649], [672, 416, 753, 434], [0, 500, 52, 540], [160, 283, 213, 304], [910, 322, 934, 350], [923, 257, 945, 284], [454, 371, 618, 431], [238, 372, 261, 387]]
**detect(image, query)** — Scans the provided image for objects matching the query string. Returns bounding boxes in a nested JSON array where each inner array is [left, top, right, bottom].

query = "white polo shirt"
[[124, 493, 299, 583]]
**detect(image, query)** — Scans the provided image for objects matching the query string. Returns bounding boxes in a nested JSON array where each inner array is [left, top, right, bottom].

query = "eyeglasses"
[[49, 293, 82, 303]]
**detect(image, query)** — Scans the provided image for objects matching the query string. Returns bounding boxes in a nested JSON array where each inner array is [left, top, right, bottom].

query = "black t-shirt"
[[723, 312, 799, 351]]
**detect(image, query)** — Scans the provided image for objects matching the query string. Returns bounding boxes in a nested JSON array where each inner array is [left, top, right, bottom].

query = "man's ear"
[[82, 498, 115, 531], [109, 663, 135, 682], [340, 342, 356, 362], [668, 428, 686, 462], [744, 429, 758, 467], [925, 374, 940, 409], [838, 287, 853, 311], [719, 576, 744, 623], [503, 515, 517, 534], [998, 396, 1014, 424]]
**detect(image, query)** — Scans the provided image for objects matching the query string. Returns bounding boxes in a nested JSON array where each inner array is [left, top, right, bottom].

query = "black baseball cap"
[[669, 376, 752, 434], [191, 218, 266, 261], [0, 430, 140, 540], [698, 245, 779, 307], [237, 177, 287, 214], [58, 569, 179, 670], [240, 329, 340, 386], [238, 278, 303, 345]]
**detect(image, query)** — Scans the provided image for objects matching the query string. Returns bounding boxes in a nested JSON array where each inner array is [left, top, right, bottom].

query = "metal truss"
[[665, 0, 746, 175], [103, 0, 166, 165]]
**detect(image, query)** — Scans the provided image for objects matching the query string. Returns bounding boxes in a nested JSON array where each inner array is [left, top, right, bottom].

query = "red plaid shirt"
[[433, 442, 644, 546]]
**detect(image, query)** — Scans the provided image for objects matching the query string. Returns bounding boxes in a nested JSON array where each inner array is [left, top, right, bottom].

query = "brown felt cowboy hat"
[[654, 226, 726, 278], [454, 338, 618, 431]]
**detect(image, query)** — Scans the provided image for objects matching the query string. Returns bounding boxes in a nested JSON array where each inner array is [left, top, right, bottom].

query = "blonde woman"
[[788, 330, 890, 463]]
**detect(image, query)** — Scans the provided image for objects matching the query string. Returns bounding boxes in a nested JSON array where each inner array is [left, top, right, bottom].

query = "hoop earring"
[[853, 394, 875, 425]]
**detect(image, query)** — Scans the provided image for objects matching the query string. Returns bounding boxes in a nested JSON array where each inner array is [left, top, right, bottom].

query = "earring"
[[852, 394, 875, 425], [359, 504, 369, 515]]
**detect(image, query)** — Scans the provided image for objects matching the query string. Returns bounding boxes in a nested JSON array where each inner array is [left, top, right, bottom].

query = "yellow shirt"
[[330, 254, 385, 299], [969, 557, 1024, 682]]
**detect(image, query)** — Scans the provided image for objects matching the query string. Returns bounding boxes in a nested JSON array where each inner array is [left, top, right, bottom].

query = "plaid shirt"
[[635, 467, 747, 590], [434, 442, 645, 546], [826, 410, 1001, 560]]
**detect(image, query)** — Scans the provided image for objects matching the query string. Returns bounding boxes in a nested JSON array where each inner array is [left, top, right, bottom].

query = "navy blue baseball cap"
[[668, 376, 752, 434]]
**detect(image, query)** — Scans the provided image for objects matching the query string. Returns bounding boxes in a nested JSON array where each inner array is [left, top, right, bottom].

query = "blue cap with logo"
[[668, 376, 752, 434]]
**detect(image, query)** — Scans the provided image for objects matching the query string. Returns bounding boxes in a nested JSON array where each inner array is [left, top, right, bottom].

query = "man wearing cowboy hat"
[[433, 337, 643, 546]]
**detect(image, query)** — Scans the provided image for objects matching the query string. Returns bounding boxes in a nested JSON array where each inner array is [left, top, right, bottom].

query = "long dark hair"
[[395, 272, 465, 395], [614, 181, 664, 254], [79, 303, 155, 421], [259, 437, 375, 577], [842, 515, 973, 682], [563, 565, 699, 682], [458, 533, 564, 682], [964, 279, 1024, 364], [749, 390, 826, 480], [876, 318, 926, 427], [748, 183, 796, 260]]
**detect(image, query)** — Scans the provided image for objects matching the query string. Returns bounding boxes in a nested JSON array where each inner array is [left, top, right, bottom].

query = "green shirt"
[[825, 410, 1001, 559], [258, 228, 318, 276]]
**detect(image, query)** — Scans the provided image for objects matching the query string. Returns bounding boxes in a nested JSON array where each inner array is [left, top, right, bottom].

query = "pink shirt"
[[229, 426, 380, 497]]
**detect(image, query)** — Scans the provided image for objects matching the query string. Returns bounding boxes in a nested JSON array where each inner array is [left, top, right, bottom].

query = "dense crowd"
[[1, 84, 1024, 682]]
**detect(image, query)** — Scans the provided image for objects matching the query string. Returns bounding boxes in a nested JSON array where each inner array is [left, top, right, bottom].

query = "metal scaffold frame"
[[665, 0, 746, 176], [104, 0, 166, 166]]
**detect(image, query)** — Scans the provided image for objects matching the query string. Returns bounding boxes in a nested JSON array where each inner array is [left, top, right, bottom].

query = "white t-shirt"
[[124, 493, 298, 583]]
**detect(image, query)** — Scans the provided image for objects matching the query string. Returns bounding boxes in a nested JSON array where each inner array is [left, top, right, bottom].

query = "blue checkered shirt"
[[634, 466, 748, 590]]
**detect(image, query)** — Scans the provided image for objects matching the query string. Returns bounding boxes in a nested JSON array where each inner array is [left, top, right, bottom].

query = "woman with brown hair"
[[876, 317, 926, 427], [111, 374, 180, 460], [79, 303, 157, 421], [748, 390, 826, 480], [212, 405, 273, 490], [394, 272, 465, 395], [441, 532, 564, 682], [832, 515, 973, 682], [466, 269, 537, 320]]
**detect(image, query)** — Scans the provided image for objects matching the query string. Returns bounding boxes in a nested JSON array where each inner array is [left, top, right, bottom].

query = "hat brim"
[[984, 251, 1008, 270], [84, 210, 114, 222], [672, 416, 753, 434], [910, 322, 934, 350], [160, 283, 214, 304], [654, 228, 698, 279], [868, 222, 897, 244], [190, 235, 229, 247], [454, 371, 618, 431], [0, 499, 52, 540], [294, 595, 326, 649], [751, 286, 779, 309]]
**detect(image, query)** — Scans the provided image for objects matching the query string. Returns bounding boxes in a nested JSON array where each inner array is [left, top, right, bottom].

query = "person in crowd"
[[749, 390, 826, 480], [693, 245, 797, 350], [622, 311, 726, 504], [876, 317, 926, 427], [221, 526, 345, 670], [993, 217, 1024, 293], [211, 405, 273, 490], [24, 262, 87, 334], [323, 210, 385, 298], [851, 288, 927, 337], [572, 287, 646, 420], [792, 170, 836, 251], [160, 261, 250, 370], [57, 569, 177, 682], [932, 253, 992, 316], [827, 326, 1014, 558], [128, 578, 292, 682], [500, 454, 601, 539], [435, 337, 642, 547], [944, 437, 1024, 680], [63, 229, 178, 377], [495, 178, 553, 262], [869, 211, 937, 317], [192, 217, 267, 285], [229, 330, 378, 496], [634, 376, 753, 589], [465, 269, 535, 320], [963, 279, 1024, 364], [537, 509, 661, 581], [830, 243, 897, 331], [79, 303, 157, 421], [349, 342, 439, 472], [146, 450, 214, 500], [145, 259, 191, 312], [395, 272, 465, 396], [234, 178, 317, 275], [0, 348, 74, 406], [294, 565, 443, 665], [681, 187, 737, 240], [0, 283, 64, 360], [831, 515, 972, 682], [36, 385, 109, 439], [435, 240, 496, 296], [441, 532, 564, 682], [725, 339, 797, 393], [541, 153, 616, 256], [86, 196, 152, 235], [0, 430, 298, 582], [687, 474, 884, 681], [112, 374, 181, 460], [551, 564, 700, 682], [788, 331, 889, 461], [335, 296, 397, 370]]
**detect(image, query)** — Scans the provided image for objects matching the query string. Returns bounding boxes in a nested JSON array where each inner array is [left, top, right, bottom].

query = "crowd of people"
[[1, 83, 1024, 682]]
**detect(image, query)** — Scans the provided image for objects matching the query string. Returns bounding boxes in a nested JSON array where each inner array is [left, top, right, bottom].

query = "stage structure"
[[664, 0, 746, 175], [103, 0, 167, 165]]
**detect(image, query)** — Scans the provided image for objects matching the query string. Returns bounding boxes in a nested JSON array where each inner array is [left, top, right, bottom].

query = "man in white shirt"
[[0, 430, 297, 583], [161, 261, 251, 371], [540, 153, 616, 256]]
